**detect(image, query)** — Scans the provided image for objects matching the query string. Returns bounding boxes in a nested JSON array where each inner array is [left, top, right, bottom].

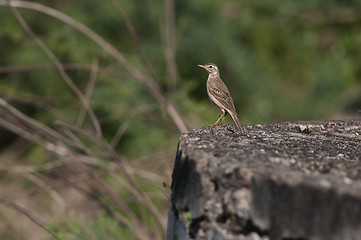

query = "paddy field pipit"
[[198, 63, 244, 133]]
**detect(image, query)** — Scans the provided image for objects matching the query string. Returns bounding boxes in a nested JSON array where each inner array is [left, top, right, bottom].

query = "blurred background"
[[0, 0, 360, 239]]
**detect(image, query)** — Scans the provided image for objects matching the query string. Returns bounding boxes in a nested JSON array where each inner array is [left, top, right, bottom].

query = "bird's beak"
[[198, 64, 206, 69]]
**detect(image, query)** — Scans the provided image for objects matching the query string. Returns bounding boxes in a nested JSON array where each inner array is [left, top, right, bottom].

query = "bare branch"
[[0, 198, 61, 240], [111, 117, 131, 147], [0, 97, 74, 147], [164, 0, 179, 92], [22, 173, 67, 212], [77, 58, 99, 127], [51, 120, 169, 235], [58, 142, 155, 240], [0, 63, 131, 79], [99, 138, 167, 234], [55, 120, 99, 139], [0, 0, 188, 132], [5, 158, 68, 174], [0, 95, 66, 121], [110, 0, 160, 86], [80, 155, 166, 182], [1, 0, 147, 83], [110, 104, 158, 147], [9, 4, 103, 137], [60, 128, 97, 157], [3, 154, 166, 183], [0, 116, 43, 146]]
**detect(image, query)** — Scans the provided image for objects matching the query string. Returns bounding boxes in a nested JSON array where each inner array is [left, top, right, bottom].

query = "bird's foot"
[[208, 124, 223, 128]]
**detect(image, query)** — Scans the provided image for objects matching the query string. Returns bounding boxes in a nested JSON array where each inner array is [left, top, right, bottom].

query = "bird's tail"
[[229, 111, 244, 134]]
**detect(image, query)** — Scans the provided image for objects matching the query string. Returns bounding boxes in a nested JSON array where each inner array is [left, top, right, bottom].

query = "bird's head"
[[198, 63, 219, 77]]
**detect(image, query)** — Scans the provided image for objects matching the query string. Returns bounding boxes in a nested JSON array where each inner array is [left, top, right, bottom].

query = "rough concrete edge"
[[167, 142, 216, 240], [250, 170, 361, 240]]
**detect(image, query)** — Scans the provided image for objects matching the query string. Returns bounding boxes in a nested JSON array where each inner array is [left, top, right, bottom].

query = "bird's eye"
[[209, 66, 213, 68]]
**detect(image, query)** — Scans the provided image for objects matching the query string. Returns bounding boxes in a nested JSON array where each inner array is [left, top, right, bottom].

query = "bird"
[[198, 63, 244, 133]]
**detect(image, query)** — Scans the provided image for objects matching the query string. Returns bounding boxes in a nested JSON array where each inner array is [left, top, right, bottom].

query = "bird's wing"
[[207, 78, 237, 113]]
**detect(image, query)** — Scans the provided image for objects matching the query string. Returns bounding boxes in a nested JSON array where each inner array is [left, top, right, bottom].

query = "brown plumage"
[[198, 63, 244, 133]]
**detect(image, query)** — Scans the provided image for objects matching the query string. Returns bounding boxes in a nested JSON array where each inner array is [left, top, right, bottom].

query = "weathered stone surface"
[[166, 120, 361, 240]]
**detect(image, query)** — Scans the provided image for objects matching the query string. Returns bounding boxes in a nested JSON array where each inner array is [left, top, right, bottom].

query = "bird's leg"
[[218, 111, 228, 126], [212, 110, 226, 127], [208, 111, 225, 127]]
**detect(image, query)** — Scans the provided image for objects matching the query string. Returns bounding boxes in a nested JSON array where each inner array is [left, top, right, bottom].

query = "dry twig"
[[110, 0, 160, 86], [0, 198, 61, 240], [0, 63, 131, 79], [77, 58, 99, 127], [0, 2, 177, 239], [164, 0, 179, 92], [0, 0, 188, 132], [9, 4, 103, 137]]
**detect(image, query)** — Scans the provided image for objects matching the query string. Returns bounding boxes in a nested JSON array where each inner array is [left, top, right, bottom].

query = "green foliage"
[[1, 0, 360, 132], [177, 0, 360, 123], [47, 214, 136, 240]]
